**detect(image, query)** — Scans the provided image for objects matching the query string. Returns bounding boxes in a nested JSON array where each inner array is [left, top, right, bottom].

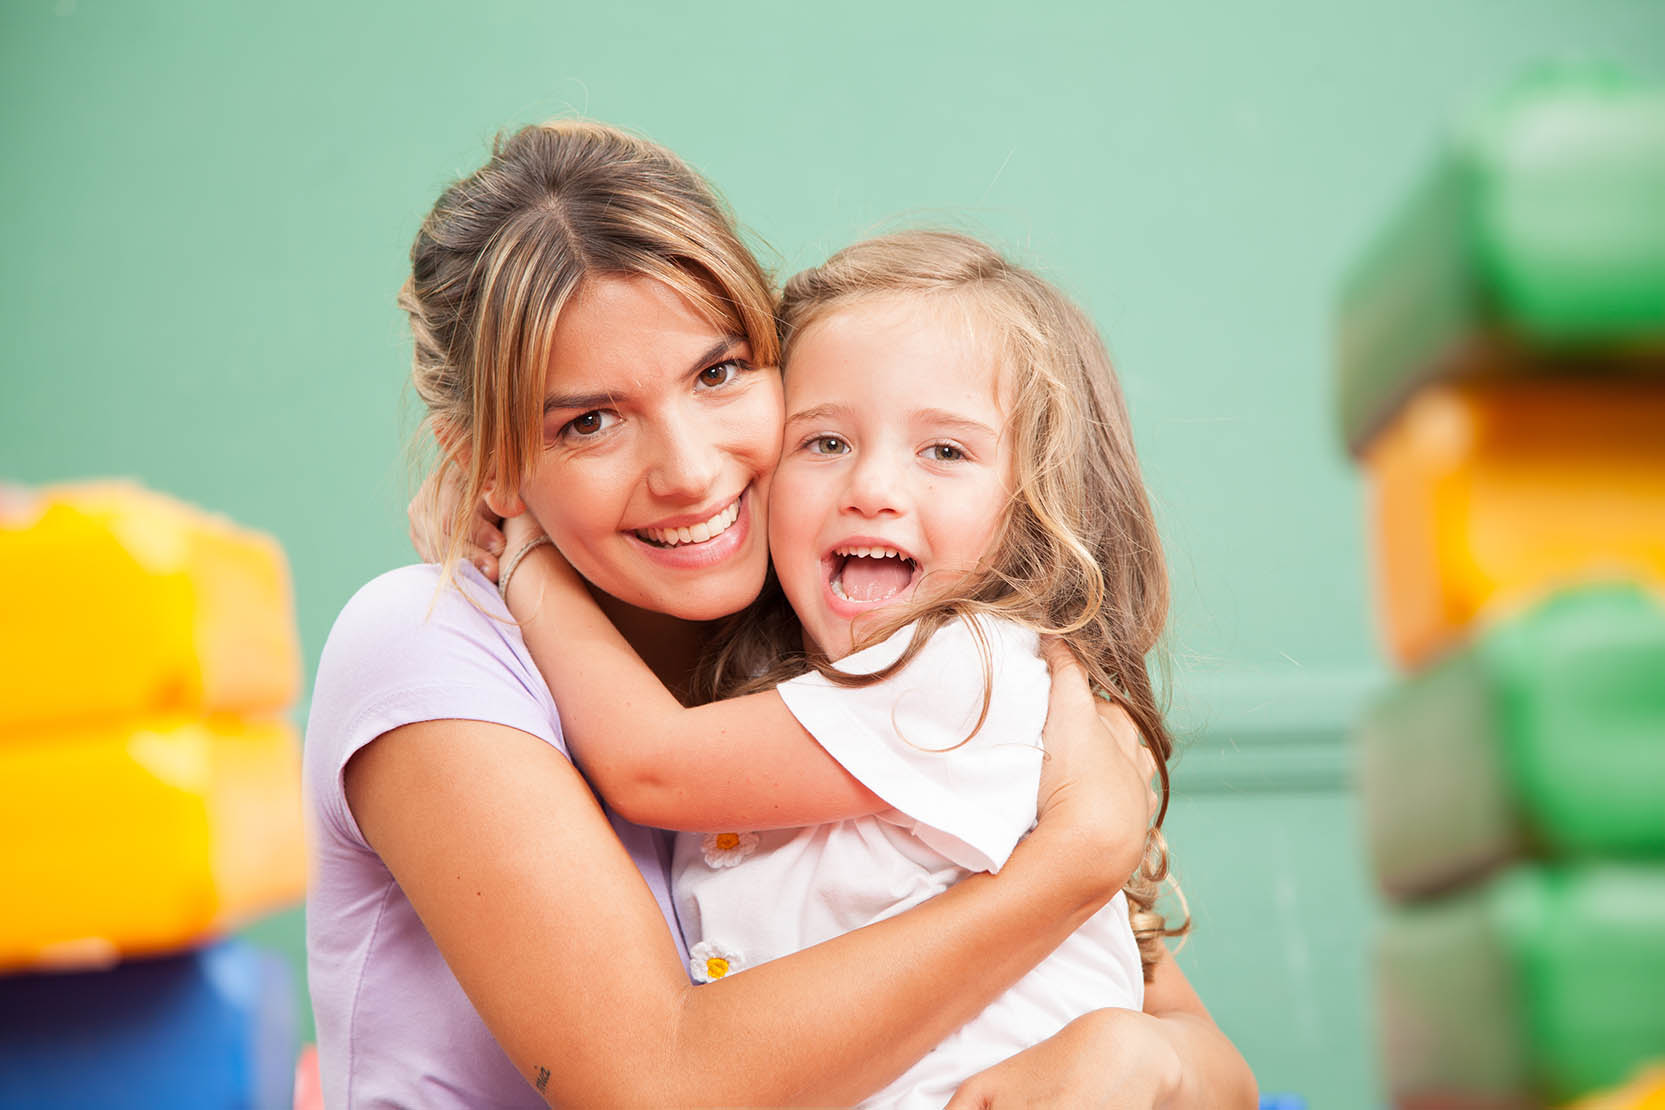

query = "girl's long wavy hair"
[[698, 230, 1187, 974], [400, 120, 778, 585]]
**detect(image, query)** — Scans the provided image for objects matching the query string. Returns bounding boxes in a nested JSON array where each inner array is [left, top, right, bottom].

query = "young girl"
[[498, 230, 1181, 1107]]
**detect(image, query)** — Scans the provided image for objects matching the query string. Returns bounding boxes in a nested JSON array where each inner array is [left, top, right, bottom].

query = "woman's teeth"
[[637, 499, 740, 547]]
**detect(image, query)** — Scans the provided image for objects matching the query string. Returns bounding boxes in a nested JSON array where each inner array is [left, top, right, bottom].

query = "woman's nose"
[[645, 421, 723, 502]]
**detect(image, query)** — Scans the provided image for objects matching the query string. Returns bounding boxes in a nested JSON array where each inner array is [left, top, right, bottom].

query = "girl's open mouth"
[[826, 545, 919, 604]]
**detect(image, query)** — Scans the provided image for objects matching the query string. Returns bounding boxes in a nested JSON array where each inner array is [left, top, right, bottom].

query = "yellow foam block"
[[1565, 1064, 1665, 1110], [0, 715, 305, 972], [1365, 381, 1665, 667], [0, 482, 300, 731]]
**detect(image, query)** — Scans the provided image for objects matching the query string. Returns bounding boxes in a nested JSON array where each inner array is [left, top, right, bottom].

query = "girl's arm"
[[944, 949, 1257, 1108], [503, 531, 889, 831], [344, 636, 1153, 1108]]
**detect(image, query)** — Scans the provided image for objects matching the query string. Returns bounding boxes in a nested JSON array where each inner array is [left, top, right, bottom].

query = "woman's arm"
[[345, 643, 1153, 1108], [503, 533, 889, 831], [944, 950, 1257, 1109]]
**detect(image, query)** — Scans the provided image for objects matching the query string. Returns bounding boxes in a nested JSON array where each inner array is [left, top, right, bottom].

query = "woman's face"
[[517, 275, 783, 622]]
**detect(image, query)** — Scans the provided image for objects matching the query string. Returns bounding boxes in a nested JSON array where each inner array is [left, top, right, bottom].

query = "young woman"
[[307, 119, 1254, 1108]]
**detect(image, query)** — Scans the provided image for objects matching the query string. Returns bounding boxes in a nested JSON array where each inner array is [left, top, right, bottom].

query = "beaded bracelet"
[[497, 534, 553, 602]]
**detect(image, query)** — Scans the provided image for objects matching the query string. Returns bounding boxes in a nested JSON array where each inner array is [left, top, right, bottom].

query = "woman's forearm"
[[1142, 950, 1256, 1108], [1151, 1010, 1258, 1109], [654, 813, 1126, 1105]]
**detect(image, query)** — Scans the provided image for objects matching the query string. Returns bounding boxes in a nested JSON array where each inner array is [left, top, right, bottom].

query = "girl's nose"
[[841, 454, 903, 518]]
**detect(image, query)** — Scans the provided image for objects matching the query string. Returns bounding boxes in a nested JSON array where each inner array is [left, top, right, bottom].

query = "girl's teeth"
[[837, 545, 903, 560]]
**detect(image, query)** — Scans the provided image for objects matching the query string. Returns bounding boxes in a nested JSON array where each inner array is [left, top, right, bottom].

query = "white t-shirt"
[[673, 615, 1144, 1110]]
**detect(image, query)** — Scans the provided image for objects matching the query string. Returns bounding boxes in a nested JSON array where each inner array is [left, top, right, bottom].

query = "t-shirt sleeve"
[[775, 616, 1048, 873], [303, 564, 566, 850]]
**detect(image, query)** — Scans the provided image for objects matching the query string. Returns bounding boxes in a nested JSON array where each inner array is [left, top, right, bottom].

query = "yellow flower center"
[[705, 957, 731, 979], [715, 833, 741, 851]]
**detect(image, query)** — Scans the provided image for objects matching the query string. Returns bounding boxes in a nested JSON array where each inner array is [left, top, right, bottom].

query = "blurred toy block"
[[1337, 67, 1665, 455], [0, 481, 301, 733], [1379, 865, 1665, 1108], [0, 715, 305, 972], [1361, 584, 1665, 899], [1565, 1063, 1665, 1109], [0, 940, 295, 1109], [1364, 379, 1665, 667]]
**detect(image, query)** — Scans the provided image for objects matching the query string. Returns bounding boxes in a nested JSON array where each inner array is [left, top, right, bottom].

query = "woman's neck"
[[589, 585, 708, 704]]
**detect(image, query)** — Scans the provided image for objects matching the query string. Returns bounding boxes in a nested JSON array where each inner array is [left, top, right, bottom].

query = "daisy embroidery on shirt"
[[701, 831, 759, 868], [690, 941, 744, 983]]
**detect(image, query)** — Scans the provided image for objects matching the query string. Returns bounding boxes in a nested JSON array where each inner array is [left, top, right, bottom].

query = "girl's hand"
[[1030, 639, 1159, 896], [945, 1008, 1183, 1110], [407, 466, 505, 580]]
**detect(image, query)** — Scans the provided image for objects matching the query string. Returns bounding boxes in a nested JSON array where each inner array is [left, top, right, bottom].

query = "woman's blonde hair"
[[401, 120, 778, 580], [702, 230, 1186, 973]]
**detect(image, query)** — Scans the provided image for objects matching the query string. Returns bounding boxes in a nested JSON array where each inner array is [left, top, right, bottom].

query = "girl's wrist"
[[497, 534, 553, 601]]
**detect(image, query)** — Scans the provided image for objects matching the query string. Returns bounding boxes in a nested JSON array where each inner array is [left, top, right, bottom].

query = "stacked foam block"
[[0, 482, 305, 1109], [1336, 69, 1665, 1109]]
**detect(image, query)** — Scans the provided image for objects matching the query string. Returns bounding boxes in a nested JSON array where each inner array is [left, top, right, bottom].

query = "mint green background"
[[4, 2, 1662, 1106]]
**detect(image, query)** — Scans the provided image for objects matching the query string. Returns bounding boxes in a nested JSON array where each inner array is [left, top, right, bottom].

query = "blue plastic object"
[[0, 941, 295, 1109], [1258, 1096, 1308, 1110]]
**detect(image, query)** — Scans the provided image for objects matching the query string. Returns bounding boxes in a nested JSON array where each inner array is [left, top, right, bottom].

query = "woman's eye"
[[563, 410, 618, 438], [809, 436, 849, 456], [924, 443, 965, 462], [696, 360, 742, 389]]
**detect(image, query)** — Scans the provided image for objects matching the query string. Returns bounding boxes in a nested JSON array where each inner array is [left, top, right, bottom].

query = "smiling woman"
[[306, 119, 1251, 1108], [495, 274, 781, 623]]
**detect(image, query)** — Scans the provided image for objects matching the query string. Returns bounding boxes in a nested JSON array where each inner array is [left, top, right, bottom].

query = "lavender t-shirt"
[[304, 564, 684, 1109]]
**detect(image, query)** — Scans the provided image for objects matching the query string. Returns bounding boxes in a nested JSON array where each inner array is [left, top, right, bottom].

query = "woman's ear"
[[482, 481, 525, 519], [435, 419, 526, 519]]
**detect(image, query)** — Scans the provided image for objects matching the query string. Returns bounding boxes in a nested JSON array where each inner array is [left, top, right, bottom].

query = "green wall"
[[4, 2, 1662, 1105]]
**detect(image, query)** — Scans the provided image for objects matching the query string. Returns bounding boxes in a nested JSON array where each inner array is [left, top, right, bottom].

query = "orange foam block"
[[0, 715, 305, 972], [1364, 380, 1665, 667], [0, 483, 301, 731]]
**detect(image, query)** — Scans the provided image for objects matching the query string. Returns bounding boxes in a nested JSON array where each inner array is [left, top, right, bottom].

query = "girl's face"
[[517, 275, 783, 622], [769, 295, 1016, 659]]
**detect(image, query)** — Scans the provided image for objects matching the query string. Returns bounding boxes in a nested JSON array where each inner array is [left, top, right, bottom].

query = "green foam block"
[[1379, 864, 1665, 1105], [1337, 65, 1665, 454], [1361, 584, 1665, 901]]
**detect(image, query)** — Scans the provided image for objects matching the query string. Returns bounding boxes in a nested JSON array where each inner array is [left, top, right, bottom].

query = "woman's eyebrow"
[[543, 389, 620, 415], [543, 337, 746, 414], [687, 335, 746, 374]]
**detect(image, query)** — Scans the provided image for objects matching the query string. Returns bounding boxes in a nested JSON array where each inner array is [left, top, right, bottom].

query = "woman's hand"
[[407, 466, 505, 579], [945, 1008, 1183, 1110], [1029, 639, 1159, 896]]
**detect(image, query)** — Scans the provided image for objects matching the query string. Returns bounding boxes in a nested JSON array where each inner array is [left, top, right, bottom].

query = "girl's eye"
[[696, 359, 743, 390], [808, 435, 849, 456], [924, 443, 966, 462], [563, 410, 619, 439]]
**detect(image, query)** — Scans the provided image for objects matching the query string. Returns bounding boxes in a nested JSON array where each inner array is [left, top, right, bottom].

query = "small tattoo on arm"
[[535, 1065, 550, 1092]]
